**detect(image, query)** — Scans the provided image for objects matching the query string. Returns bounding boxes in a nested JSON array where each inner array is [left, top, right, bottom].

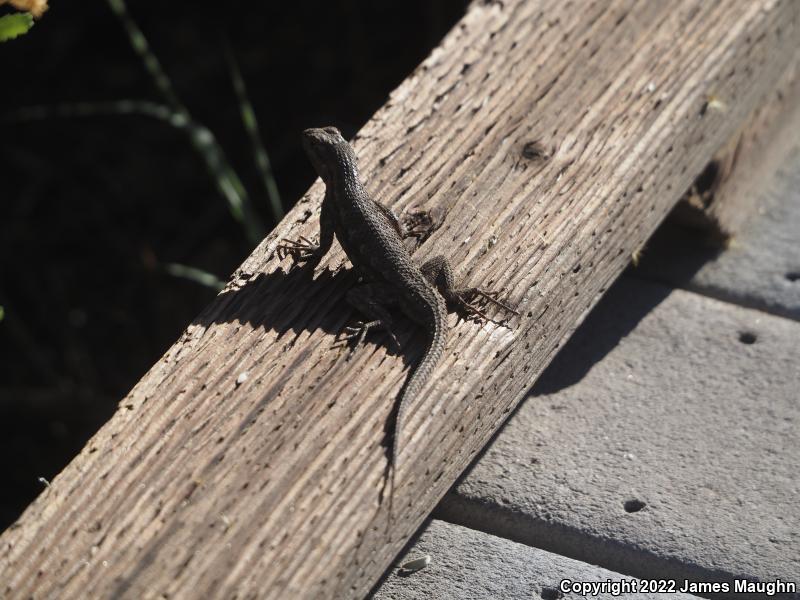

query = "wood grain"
[[2, 1, 798, 598]]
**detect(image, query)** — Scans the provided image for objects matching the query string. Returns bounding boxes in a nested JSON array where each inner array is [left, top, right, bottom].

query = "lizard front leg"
[[420, 255, 518, 324], [277, 189, 336, 266], [370, 200, 438, 249]]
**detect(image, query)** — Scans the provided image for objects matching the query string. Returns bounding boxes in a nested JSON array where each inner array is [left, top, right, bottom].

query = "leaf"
[[0, 12, 34, 42], [163, 263, 225, 291]]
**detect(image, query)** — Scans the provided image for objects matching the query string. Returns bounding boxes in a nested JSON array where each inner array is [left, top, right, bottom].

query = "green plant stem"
[[103, 0, 266, 246], [8, 100, 265, 245], [224, 40, 284, 223], [163, 263, 226, 291], [105, 0, 184, 113]]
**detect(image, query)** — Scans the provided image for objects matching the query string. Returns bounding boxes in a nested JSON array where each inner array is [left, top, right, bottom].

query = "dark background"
[[0, 0, 469, 530]]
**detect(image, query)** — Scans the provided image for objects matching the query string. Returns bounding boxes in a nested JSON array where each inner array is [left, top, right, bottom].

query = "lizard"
[[277, 126, 517, 512]]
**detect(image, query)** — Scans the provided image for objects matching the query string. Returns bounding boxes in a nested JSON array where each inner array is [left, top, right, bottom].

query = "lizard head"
[[302, 126, 356, 184]]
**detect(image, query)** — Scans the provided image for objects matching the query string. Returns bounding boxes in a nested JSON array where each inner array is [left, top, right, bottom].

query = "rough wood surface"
[[671, 57, 800, 238], [2, 1, 798, 598]]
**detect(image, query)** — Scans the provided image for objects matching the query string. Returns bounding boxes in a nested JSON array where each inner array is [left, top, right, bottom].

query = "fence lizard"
[[278, 126, 516, 512]]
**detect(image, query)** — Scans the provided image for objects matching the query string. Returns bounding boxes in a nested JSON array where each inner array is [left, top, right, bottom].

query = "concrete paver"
[[437, 278, 800, 595], [372, 519, 701, 600], [636, 145, 800, 320]]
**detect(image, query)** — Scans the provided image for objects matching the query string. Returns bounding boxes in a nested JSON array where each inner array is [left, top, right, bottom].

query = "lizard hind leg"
[[341, 283, 401, 351], [420, 255, 519, 324]]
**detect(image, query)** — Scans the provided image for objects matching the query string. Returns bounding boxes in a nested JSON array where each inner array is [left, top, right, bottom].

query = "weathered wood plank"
[[2, 1, 798, 598]]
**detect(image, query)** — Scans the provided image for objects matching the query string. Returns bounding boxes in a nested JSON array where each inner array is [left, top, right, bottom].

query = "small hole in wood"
[[624, 499, 646, 513], [521, 140, 550, 161], [738, 331, 757, 345], [785, 272, 800, 282]]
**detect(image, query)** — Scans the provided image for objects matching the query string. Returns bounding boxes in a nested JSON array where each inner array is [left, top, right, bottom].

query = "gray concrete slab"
[[634, 145, 800, 321], [437, 278, 800, 597], [372, 519, 701, 600]]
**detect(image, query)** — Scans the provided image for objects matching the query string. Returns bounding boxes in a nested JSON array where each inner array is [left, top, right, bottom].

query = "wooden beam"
[[2, 1, 797, 598]]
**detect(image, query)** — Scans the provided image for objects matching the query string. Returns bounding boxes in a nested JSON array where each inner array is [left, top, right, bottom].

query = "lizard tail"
[[390, 296, 448, 484]]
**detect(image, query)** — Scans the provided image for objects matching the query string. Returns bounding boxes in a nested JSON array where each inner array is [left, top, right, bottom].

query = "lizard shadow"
[[191, 259, 429, 554], [191, 262, 424, 365], [190, 259, 426, 465]]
